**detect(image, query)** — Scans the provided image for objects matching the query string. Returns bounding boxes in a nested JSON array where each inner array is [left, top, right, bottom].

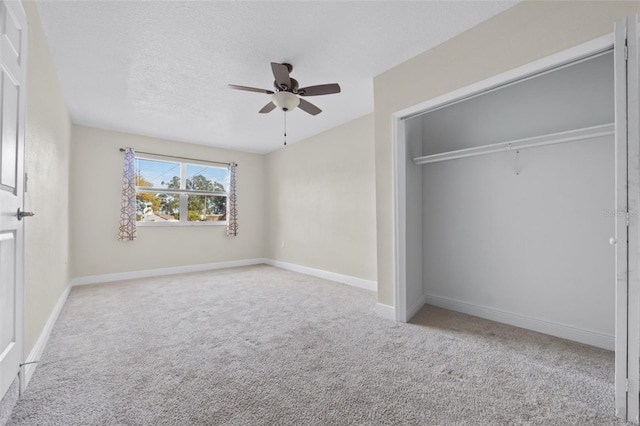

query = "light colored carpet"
[[6, 265, 630, 425], [0, 378, 18, 426]]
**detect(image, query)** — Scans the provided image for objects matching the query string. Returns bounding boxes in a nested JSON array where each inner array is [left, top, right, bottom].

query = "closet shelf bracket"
[[507, 144, 520, 175]]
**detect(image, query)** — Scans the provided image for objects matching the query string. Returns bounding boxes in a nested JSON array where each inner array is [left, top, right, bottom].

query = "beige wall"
[[265, 114, 377, 281], [373, 0, 640, 307], [23, 0, 72, 354], [70, 126, 265, 278]]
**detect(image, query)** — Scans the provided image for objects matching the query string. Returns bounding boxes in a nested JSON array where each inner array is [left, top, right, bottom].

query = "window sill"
[[136, 221, 228, 227]]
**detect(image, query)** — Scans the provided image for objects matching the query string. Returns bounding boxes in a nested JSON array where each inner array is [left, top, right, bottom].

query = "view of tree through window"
[[135, 157, 228, 224]]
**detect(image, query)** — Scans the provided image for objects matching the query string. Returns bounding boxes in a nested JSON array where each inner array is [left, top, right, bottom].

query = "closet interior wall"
[[406, 52, 616, 349]]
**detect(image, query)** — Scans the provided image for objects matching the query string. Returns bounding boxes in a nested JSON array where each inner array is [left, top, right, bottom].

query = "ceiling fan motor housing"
[[274, 77, 299, 93]]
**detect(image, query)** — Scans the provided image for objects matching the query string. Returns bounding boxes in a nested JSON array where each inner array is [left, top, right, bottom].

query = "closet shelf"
[[412, 123, 615, 166]]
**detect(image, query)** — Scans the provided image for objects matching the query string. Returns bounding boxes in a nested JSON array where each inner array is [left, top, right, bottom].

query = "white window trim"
[[135, 154, 229, 227]]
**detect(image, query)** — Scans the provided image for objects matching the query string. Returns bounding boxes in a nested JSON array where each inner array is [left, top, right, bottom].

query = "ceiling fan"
[[229, 62, 341, 116]]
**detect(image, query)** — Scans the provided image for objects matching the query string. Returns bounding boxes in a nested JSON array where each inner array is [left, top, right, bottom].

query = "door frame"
[[390, 32, 629, 416]]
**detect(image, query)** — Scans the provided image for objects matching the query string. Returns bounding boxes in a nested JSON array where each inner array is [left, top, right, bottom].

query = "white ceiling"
[[35, 1, 518, 154]]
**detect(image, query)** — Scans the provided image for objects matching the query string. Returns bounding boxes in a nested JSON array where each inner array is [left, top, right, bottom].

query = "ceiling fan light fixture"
[[229, 62, 338, 116], [272, 91, 300, 111]]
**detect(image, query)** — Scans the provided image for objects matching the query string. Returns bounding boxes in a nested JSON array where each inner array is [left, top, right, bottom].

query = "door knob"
[[17, 208, 34, 220], [610, 237, 617, 245]]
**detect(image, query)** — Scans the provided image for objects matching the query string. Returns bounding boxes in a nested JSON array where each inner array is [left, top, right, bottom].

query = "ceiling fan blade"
[[259, 102, 277, 114], [298, 98, 322, 116], [271, 63, 291, 90], [228, 84, 274, 95], [299, 83, 341, 96]]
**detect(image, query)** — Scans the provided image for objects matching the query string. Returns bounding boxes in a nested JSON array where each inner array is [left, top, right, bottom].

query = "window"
[[134, 155, 229, 225]]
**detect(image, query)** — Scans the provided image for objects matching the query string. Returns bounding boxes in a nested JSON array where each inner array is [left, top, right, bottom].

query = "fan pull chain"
[[283, 110, 287, 146]]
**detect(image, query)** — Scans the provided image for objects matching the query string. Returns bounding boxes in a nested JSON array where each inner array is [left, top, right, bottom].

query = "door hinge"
[[626, 378, 629, 392], [626, 212, 630, 227], [24, 172, 27, 193], [625, 45, 629, 61]]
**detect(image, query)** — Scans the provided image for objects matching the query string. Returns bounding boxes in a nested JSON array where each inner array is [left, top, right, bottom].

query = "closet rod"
[[119, 148, 233, 167], [413, 123, 614, 166]]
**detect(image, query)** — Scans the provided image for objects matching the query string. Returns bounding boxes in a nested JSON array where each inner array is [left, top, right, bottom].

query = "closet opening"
[[393, 37, 616, 351]]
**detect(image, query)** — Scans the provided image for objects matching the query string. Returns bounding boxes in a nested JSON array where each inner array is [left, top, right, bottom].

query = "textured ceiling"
[[35, 1, 518, 154]]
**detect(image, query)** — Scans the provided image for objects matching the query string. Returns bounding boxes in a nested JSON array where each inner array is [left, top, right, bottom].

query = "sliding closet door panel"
[[614, 18, 629, 421], [626, 15, 640, 423]]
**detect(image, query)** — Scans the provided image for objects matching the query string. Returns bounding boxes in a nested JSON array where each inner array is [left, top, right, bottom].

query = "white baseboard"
[[71, 259, 377, 293], [23, 284, 71, 387], [374, 303, 395, 320], [70, 258, 267, 287], [422, 293, 615, 351], [406, 294, 428, 321], [263, 259, 377, 292]]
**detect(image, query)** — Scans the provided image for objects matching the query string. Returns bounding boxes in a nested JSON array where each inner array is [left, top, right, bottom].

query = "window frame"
[[134, 153, 229, 227]]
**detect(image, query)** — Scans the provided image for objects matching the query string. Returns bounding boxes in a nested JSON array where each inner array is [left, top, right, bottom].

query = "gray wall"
[[420, 52, 614, 155], [418, 52, 615, 342]]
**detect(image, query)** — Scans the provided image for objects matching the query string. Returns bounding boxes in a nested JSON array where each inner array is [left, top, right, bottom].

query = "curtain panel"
[[118, 147, 137, 241], [226, 162, 238, 237]]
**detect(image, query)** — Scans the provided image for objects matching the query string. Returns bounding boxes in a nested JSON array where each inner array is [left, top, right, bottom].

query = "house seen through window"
[[135, 156, 229, 224]]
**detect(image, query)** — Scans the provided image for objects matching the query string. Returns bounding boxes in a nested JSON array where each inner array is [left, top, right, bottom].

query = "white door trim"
[[392, 117, 406, 322]]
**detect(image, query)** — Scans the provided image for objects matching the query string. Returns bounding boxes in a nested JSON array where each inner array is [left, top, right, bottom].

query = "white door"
[[0, 0, 27, 401]]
